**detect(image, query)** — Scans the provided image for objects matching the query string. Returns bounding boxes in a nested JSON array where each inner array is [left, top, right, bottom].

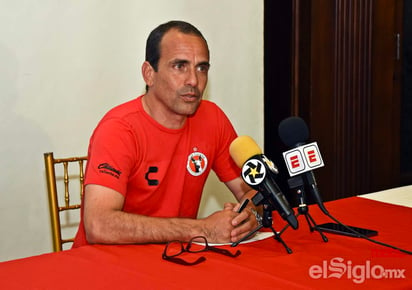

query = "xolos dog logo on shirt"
[[187, 151, 207, 176]]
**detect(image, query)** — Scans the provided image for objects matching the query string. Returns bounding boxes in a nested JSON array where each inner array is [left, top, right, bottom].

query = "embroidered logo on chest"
[[187, 151, 208, 176]]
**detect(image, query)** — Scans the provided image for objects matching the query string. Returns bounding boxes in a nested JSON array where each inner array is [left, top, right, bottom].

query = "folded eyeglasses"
[[162, 236, 241, 266]]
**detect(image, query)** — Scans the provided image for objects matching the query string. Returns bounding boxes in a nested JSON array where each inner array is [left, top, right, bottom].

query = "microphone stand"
[[232, 192, 293, 254], [279, 175, 328, 242]]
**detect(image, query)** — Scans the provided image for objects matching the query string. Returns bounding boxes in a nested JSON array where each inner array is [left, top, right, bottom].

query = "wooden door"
[[264, 0, 403, 202]]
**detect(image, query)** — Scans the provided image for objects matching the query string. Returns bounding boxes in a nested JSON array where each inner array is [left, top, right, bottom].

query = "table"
[[359, 184, 412, 208], [1, 196, 411, 289]]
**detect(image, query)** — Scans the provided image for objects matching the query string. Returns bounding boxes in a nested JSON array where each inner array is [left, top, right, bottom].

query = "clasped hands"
[[202, 201, 260, 244]]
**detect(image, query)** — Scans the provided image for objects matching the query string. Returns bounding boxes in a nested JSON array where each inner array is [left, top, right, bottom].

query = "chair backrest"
[[44, 152, 87, 252]]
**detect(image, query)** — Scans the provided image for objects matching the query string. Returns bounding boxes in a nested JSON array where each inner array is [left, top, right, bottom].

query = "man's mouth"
[[181, 93, 199, 102]]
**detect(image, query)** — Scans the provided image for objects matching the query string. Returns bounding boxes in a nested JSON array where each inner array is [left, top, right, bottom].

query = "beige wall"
[[0, 0, 263, 260]]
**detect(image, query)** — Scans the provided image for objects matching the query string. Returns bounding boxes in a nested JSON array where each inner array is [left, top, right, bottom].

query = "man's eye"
[[173, 63, 186, 70], [197, 65, 209, 73]]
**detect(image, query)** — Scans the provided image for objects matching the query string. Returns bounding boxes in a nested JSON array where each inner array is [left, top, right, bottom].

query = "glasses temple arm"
[[207, 246, 241, 257], [162, 255, 206, 266]]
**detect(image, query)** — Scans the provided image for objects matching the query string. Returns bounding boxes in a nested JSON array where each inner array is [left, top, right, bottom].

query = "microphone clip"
[[279, 175, 329, 243], [287, 176, 308, 215]]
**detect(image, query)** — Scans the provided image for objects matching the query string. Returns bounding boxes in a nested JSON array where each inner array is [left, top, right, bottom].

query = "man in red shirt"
[[73, 20, 258, 247]]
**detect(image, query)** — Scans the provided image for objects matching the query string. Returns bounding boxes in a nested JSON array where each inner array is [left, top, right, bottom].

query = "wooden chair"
[[44, 152, 87, 252]]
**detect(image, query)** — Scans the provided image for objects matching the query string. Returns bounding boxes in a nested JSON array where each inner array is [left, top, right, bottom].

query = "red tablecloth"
[[1, 197, 411, 289]]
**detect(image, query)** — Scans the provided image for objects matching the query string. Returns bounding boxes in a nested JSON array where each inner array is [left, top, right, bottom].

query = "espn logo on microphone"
[[282, 142, 324, 177]]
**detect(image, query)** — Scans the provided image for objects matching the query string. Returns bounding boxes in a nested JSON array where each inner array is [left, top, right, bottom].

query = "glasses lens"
[[165, 241, 184, 257], [187, 236, 207, 253]]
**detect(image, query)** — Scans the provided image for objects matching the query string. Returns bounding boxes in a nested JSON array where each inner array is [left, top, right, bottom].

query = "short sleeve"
[[85, 118, 138, 196]]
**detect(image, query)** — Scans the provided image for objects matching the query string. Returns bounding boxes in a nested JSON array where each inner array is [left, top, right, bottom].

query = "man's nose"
[[185, 67, 199, 87]]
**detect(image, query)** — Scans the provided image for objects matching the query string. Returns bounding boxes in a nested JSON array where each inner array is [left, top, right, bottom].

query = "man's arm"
[[83, 184, 240, 244], [225, 176, 257, 203]]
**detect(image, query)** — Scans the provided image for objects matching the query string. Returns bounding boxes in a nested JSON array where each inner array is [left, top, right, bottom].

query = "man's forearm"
[[85, 210, 207, 244]]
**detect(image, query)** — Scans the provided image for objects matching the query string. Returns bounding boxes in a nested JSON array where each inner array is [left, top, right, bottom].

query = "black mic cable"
[[321, 206, 412, 255]]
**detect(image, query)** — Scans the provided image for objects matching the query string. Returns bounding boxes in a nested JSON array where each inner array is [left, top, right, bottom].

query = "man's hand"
[[224, 177, 260, 242], [200, 208, 238, 243], [229, 202, 260, 243]]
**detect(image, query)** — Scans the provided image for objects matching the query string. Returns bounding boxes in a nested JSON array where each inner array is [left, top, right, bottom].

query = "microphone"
[[229, 136, 298, 229], [278, 118, 412, 255], [278, 117, 329, 214]]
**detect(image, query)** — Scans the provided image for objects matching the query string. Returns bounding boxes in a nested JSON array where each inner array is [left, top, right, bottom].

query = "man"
[[73, 20, 258, 247]]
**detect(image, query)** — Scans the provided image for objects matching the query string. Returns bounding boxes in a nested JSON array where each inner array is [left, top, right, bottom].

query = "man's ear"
[[142, 61, 155, 87]]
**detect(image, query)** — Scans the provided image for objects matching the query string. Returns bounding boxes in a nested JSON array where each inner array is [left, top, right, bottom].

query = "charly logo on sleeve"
[[98, 163, 122, 179], [187, 149, 208, 176]]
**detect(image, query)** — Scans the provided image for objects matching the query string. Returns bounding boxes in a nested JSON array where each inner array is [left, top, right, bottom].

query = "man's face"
[[146, 29, 210, 117]]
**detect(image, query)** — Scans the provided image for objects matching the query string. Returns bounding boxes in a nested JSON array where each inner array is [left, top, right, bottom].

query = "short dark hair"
[[145, 20, 209, 72]]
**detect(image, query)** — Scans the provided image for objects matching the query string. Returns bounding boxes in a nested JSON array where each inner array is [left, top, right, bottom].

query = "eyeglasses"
[[162, 236, 241, 266]]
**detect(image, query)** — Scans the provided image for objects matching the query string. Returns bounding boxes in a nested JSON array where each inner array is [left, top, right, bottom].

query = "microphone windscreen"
[[229, 136, 263, 168], [278, 116, 309, 147]]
